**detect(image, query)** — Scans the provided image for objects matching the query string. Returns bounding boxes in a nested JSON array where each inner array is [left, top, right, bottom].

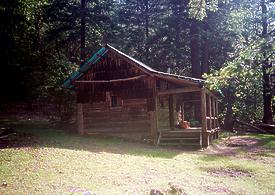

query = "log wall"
[[83, 99, 150, 134]]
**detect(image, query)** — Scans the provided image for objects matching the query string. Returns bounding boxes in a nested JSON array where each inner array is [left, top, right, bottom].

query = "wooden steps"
[[157, 129, 202, 147]]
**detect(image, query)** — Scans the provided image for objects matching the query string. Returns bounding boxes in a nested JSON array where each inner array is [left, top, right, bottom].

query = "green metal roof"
[[63, 47, 108, 88], [63, 44, 204, 88]]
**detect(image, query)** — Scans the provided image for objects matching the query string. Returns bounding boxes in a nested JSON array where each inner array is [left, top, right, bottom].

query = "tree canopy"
[[0, 0, 274, 124]]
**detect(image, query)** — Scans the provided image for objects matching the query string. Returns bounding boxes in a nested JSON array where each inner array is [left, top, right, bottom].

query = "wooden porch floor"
[[157, 127, 202, 147], [159, 127, 202, 132]]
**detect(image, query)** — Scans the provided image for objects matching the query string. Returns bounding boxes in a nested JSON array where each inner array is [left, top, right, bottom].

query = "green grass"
[[249, 133, 275, 149], [0, 118, 274, 194]]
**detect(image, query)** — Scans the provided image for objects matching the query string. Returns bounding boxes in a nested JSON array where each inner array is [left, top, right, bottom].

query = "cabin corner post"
[[201, 87, 209, 147], [77, 103, 84, 135], [149, 110, 158, 142], [149, 78, 158, 143]]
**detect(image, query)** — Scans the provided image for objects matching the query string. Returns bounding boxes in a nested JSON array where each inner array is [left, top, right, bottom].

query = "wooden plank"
[[85, 123, 149, 130], [149, 111, 157, 138], [182, 100, 200, 103], [75, 75, 147, 83], [149, 78, 158, 140], [84, 120, 150, 127], [208, 94, 212, 130], [216, 99, 219, 129], [157, 87, 200, 96], [213, 97, 216, 128], [77, 103, 84, 135], [181, 102, 185, 121], [160, 138, 200, 141], [85, 127, 148, 134], [206, 117, 218, 119], [168, 95, 174, 128], [154, 94, 159, 137], [200, 88, 209, 147], [107, 47, 154, 77], [84, 115, 148, 120], [158, 143, 201, 146], [123, 99, 147, 107], [84, 114, 148, 121]]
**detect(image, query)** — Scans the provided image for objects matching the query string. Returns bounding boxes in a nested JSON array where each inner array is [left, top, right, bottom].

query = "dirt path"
[[206, 136, 262, 154], [205, 135, 274, 163]]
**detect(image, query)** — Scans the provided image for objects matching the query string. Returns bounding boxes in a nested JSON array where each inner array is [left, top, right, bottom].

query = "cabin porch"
[[155, 87, 219, 148]]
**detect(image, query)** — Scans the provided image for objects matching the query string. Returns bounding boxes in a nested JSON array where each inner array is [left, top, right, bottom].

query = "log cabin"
[[63, 44, 219, 148]]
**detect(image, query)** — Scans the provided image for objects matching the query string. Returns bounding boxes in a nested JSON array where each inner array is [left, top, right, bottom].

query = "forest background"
[[0, 0, 274, 127]]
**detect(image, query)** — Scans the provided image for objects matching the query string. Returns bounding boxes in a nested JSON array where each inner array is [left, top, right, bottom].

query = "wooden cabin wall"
[[79, 80, 152, 136], [76, 51, 151, 103], [83, 99, 150, 134], [75, 51, 156, 137], [80, 79, 152, 135]]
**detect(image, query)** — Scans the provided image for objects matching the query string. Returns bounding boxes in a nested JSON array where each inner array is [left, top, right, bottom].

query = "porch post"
[[213, 97, 216, 129], [201, 88, 209, 147], [77, 103, 84, 135], [208, 94, 212, 130], [216, 99, 219, 128], [168, 95, 174, 129]]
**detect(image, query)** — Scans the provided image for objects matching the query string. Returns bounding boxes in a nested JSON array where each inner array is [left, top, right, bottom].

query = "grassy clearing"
[[249, 133, 275, 149], [0, 118, 274, 194]]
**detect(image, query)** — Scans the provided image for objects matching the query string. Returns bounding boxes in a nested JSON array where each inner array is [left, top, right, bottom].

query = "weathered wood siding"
[[76, 51, 151, 104], [83, 99, 150, 134]]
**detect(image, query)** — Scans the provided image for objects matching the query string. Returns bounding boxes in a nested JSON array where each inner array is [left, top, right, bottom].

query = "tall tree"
[[261, 0, 273, 124], [190, 20, 201, 78], [206, 0, 275, 126], [80, 0, 86, 62]]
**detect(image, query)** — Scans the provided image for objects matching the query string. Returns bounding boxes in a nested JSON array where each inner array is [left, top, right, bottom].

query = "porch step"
[[157, 130, 202, 147], [158, 142, 199, 146], [160, 137, 199, 140]]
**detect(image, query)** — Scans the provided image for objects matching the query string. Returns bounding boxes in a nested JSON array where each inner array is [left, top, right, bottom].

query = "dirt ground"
[[0, 121, 274, 194]]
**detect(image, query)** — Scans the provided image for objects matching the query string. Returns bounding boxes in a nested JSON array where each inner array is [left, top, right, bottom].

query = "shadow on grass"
[[0, 117, 189, 159]]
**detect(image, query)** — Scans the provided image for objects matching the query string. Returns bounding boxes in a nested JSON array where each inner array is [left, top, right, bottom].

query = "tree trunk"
[[80, 0, 86, 63], [261, 0, 273, 124], [201, 20, 209, 75], [145, 0, 149, 60], [190, 19, 201, 122], [190, 20, 201, 78]]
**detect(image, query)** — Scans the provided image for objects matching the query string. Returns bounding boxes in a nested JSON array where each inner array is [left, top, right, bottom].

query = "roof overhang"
[[63, 44, 205, 88]]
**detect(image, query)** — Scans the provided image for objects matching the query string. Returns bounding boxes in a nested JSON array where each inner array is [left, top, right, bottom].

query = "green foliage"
[[0, 0, 274, 122], [205, 33, 274, 122], [188, 0, 229, 20], [204, 0, 275, 122]]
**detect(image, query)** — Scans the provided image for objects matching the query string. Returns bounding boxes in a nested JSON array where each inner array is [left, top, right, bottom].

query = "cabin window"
[[111, 96, 118, 107]]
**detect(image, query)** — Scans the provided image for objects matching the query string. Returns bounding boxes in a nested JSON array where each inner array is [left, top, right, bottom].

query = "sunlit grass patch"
[[199, 154, 230, 162], [0, 118, 275, 194], [126, 147, 179, 158], [256, 151, 275, 157], [249, 133, 275, 149]]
